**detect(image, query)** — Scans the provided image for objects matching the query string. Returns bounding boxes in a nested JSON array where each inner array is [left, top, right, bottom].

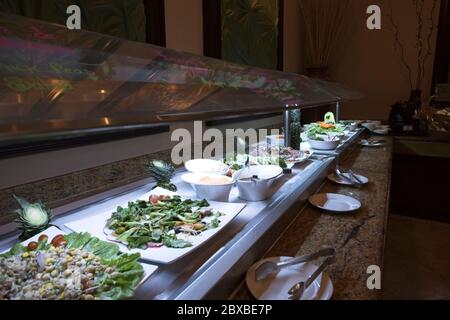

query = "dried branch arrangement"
[[298, 0, 350, 68], [389, 0, 439, 91]]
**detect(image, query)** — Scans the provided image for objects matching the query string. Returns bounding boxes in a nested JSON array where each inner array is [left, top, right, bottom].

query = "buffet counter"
[[232, 135, 393, 300], [0, 130, 385, 300]]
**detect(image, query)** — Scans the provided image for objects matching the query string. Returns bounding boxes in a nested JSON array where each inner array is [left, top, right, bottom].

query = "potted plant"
[[388, 0, 439, 110], [298, 0, 350, 79]]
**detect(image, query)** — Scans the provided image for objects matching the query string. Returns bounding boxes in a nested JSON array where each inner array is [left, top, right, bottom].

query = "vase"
[[305, 66, 330, 80], [408, 90, 422, 111]]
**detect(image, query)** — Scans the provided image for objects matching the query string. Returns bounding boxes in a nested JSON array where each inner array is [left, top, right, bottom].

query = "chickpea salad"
[[0, 232, 144, 300]]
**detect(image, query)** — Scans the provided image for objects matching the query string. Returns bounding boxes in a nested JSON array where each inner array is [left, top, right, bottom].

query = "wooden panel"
[[391, 153, 450, 223], [431, 0, 450, 91], [394, 140, 450, 158], [143, 0, 166, 46]]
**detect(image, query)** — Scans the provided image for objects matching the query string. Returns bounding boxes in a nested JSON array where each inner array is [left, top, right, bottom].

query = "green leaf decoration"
[[0, 0, 146, 42], [148, 160, 177, 191], [13, 195, 52, 240], [222, 0, 279, 70]]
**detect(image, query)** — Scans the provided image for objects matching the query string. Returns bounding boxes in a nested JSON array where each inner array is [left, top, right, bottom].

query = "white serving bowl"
[[322, 131, 345, 138], [373, 128, 389, 135], [181, 173, 234, 202], [361, 122, 376, 131], [185, 159, 228, 175], [308, 138, 340, 150], [369, 120, 382, 126], [233, 165, 283, 201]]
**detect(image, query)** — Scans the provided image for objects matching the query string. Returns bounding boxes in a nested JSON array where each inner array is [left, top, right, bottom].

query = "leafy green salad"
[[307, 112, 345, 140], [106, 195, 222, 249]]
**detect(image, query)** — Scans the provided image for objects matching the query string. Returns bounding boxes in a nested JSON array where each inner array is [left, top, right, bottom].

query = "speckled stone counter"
[[232, 136, 393, 300]]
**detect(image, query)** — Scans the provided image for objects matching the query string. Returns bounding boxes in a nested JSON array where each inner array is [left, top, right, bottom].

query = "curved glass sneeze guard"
[[0, 13, 346, 145]]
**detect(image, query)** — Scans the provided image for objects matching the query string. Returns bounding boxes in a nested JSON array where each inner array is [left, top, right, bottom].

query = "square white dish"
[[65, 187, 246, 264]]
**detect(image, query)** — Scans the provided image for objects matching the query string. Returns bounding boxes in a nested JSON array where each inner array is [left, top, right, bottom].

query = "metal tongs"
[[335, 166, 363, 186], [254, 247, 335, 282], [288, 253, 336, 300], [234, 155, 251, 181]]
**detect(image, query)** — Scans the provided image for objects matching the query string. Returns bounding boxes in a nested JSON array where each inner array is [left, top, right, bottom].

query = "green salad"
[[307, 112, 345, 140], [0, 232, 144, 300], [106, 195, 222, 249]]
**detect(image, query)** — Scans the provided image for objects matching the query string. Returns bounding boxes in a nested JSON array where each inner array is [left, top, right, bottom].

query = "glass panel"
[[0, 12, 343, 144]]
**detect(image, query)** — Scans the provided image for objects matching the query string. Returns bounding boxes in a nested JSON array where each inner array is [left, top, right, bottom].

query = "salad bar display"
[[0, 113, 364, 299], [0, 13, 368, 300]]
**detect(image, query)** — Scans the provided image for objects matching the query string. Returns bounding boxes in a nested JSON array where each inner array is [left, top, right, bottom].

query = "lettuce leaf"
[[64, 232, 143, 300]]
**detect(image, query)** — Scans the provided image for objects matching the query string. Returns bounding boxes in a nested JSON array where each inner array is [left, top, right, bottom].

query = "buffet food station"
[[0, 13, 386, 300]]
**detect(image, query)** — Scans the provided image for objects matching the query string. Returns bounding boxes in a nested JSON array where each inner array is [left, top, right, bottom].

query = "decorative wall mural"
[[221, 0, 279, 70], [0, 0, 146, 42]]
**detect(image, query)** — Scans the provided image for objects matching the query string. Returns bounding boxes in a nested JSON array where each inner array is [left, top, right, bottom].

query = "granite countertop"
[[232, 136, 393, 300], [393, 131, 450, 143]]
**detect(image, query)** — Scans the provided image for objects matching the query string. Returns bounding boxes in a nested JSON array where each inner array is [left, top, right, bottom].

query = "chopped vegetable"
[[27, 241, 38, 251]]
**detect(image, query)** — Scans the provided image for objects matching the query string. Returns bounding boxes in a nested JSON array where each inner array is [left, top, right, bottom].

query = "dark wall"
[[391, 153, 450, 223], [0, 0, 147, 42], [432, 0, 450, 90]]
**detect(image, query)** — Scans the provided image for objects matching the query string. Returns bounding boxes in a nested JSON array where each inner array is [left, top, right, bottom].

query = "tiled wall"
[[0, 121, 283, 226], [0, 148, 172, 226]]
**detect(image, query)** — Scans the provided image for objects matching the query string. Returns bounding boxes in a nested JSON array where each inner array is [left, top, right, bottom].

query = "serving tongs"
[[254, 247, 335, 282], [362, 139, 386, 146], [288, 254, 336, 300], [234, 155, 252, 181], [335, 166, 363, 187]]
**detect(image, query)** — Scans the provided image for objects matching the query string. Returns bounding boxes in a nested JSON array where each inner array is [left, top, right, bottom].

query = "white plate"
[[309, 193, 361, 212], [372, 125, 390, 135], [359, 139, 386, 147], [345, 120, 364, 125], [327, 173, 369, 185], [65, 187, 246, 264], [2, 226, 158, 287], [246, 256, 333, 300]]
